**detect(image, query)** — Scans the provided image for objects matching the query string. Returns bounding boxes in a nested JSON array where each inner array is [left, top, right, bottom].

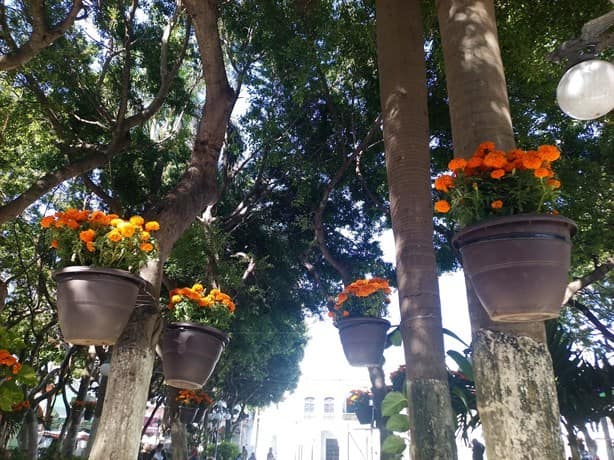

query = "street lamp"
[[552, 9, 614, 120]]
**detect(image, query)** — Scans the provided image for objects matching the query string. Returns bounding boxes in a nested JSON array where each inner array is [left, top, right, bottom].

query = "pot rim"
[[166, 321, 230, 345], [453, 213, 577, 249], [335, 317, 391, 330], [53, 266, 145, 286]]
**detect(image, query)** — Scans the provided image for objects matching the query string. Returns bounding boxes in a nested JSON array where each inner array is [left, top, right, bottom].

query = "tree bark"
[[436, 0, 565, 457], [375, 1, 457, 459], [169, 387, 188, 460], [60, 375, 90, 459], [18, 409, 38, 460], [88, 1, 235, 458], [368, 366, 394, 460]]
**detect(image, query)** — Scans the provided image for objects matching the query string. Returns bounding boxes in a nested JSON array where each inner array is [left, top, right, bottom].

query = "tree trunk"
[[169, 387, 188, 460], [436, 1, 565, 457], [602, 417, 614, 460], [18, 410, 38, 460], [88, 1, 235, 458], [375, 1, 457, 459], [83, 374, 108, 459], [368, 366, 394, 460], [61, 375, 90, 459]]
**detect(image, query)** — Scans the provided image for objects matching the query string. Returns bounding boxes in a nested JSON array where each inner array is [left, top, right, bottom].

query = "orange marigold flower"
[[79, 229, 97, 243], [12, 362, 21, 375], [129, 216, 145, 226], [86, 241, 95, 252], [534, 168, 550, 179], [65, 219, 80, 230], [145, 221, 160, 231], [41, 216, 55, 228], [434, 174, 455, 192], [491, 200, 503, 209], [475, 141, 495, 157], [522, 151, 542, 170], [483, 151, 508, 169], [551, 210, 560, 215], [50, 240, 59, 249], [140, 242, 154, 252], [537, 145, 560, 162], [547, 179, 561, 189], [467, 156, 483, 169], [448, 158, 467, 171], [490, 169, 505, 179], [337, 292, 348, 304], [434, 200, 451, 213], [107, 229, 122, 243]]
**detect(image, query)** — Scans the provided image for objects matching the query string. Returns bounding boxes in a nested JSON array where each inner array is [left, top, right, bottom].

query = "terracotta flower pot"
[[337, 317, 390, 367], [161, 322, 230, 390], [53, 266, 144, 345], [453, 214, 577, 322], [179, 406, 198, 424]]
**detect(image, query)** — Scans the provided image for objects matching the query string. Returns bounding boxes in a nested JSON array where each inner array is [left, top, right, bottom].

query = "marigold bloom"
[[467, 156, 483, 169], [145, 221, 160, 231], [537, 145, 560, 162], [129, 216, 145, 226], [118, 222, 136, 238], [110, 218, 123, 227], [140, 231, 150, 241], [483, 151, 508, 169], [342, 311, 349, 317], [107, 229, 122, 243], [547, 179, 561, 189], [170, 295, 183, 304], [448, 158, 467, 171], [192, 283, 204, 292], [86, 241, 96, 252], [140, 242, 154, 252], [41, 216, 55, 228], [534, 168, 550, 179], [490, 169, 505, 179], [475, 141, 495, 157], [434, 200, 451, 213], [491, 200, 503, 209], [51, 240, 59, 249], [12, 362, 21, 375], [79, 229, 97, 243], [65, 219, 80, 230], [434, 175, 455, 192], [522, 152, 542, 170]]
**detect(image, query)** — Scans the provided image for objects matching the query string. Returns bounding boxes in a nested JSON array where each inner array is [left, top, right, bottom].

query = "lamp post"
[[552, 9, 614, 120]]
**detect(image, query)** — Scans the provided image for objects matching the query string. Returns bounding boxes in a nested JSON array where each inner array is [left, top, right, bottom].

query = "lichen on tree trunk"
[[406, 379, 457, 460], [473, 329, 565, 460]]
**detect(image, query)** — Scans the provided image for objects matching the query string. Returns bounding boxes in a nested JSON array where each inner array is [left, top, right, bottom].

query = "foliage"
[[167, 284, 236, 331], [0, 327, 37, 412], [40, 209, 159, 272], [176, 389, 213, 408], [433, 142, 563, 227], [329, 278, 392, 321], [381, 391, 409, 458], [345, 389, 371, 413], [206, 440, 240, 460]]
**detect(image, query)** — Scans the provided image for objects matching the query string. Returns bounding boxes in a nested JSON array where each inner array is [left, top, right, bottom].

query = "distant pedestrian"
[[471, 439, 485, 460], [267, 448, 275, 460], [188, 447, 199, 460], [241, 446, 248, 460], [248, 453, 256, 460], [151, 443, 167, 460]]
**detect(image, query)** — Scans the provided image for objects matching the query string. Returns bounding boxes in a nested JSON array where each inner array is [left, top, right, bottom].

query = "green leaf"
[[443, 328, 470, 348], [386, 413, 410, 432], [447, 350, 474, 381], [17, 364, 38, 385], [389, 328, 402, 346], [382, 434, 407, 455], [381, 391, 408, 416]]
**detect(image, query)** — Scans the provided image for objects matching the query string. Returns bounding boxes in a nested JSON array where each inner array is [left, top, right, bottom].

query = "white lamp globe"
[[556, 59, 614, 120]]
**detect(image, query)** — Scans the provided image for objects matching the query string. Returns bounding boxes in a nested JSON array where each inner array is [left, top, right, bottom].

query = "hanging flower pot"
[[53, 267, 144, 345], [355, 404, 373, 425], [179, 406, 198, 424], [161, 322, 230, 390], [453, 214, 577, 322], [337, 317, 390, 367]]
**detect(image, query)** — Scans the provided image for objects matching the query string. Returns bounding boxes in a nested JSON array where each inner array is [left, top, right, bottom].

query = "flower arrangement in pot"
[[346, 389, 373, 424], [433, 142, 577, 322], [329, 278, 392, 367], [162, 283, 235, 389], [176, 389, 213, 424], [40, 209, 160, 345]]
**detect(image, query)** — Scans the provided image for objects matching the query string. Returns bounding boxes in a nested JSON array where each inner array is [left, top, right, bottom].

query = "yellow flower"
[[118, 222, 136, 238], [192, 283, 204, 292], [145, 221, 160, 231], [129, 216, 145, 226], [170, 295, 183, 304], [107, 229, 122, 243], [140, 231, 150, 241]]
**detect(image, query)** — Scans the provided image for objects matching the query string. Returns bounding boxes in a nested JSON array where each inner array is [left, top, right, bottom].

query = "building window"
[[325, 438, 339, 460], [323, 397, 334, 416], [304, 397, 315, 417]]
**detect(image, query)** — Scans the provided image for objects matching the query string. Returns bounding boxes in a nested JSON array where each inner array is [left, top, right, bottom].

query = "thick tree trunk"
[[368, 366, 394, 460], [61, 375, 90, 458], [88, 1, 235, 458], [83, 374, 108, 459], [375, 1, 457, 459], [436, 0, 565, 457], [169, 387, 188, 460]]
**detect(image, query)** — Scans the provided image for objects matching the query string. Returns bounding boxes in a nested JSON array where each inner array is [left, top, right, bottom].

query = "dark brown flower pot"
[[179, 406, 198, 424], [161, 322, 230, 390], [337, 317, 390, 367], [355, 404, 373, 425], [53, 267, 144, 345], [453, 214, 577, 322]]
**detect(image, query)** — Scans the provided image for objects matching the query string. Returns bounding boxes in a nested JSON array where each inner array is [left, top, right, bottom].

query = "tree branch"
[[569, 300, 614, 343], [80, 174, 122, 215], [0, 0, 84, 71], [562, 258, 613, 305]]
